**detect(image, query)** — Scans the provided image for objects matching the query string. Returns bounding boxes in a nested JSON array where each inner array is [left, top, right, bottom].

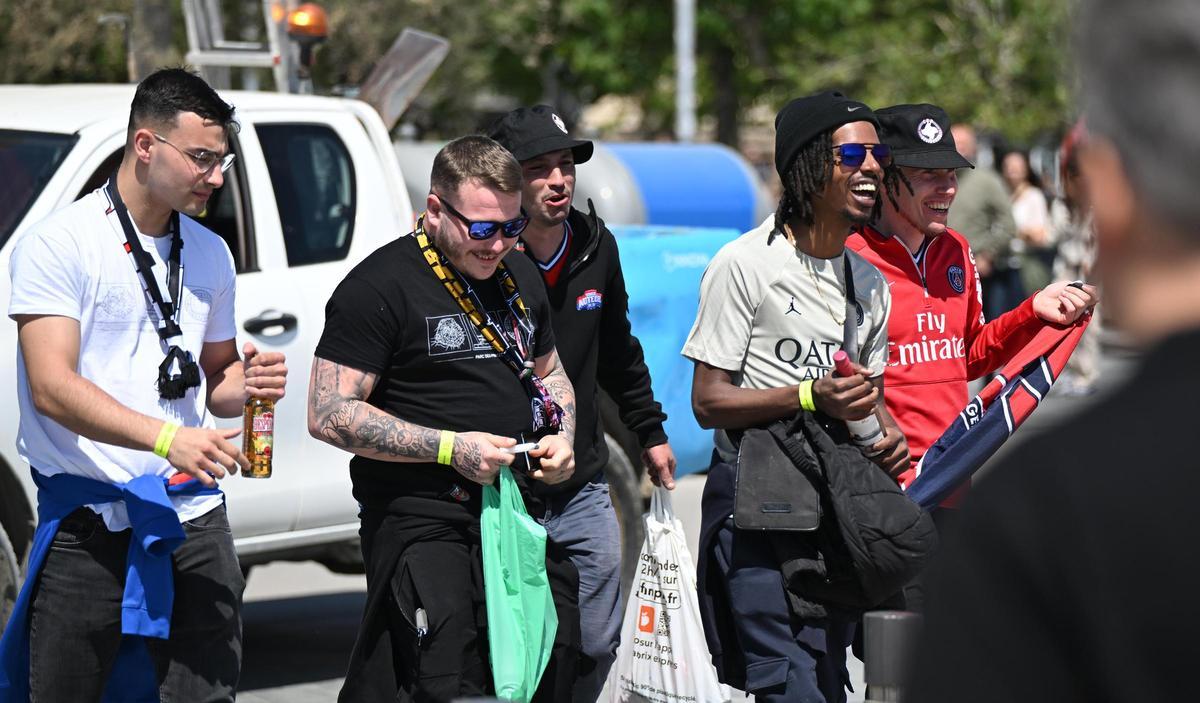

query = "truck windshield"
[[0, 130, 78, 248]]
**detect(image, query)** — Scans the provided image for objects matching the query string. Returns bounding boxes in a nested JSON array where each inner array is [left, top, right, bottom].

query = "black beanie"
[[775, 90, 878, 179]]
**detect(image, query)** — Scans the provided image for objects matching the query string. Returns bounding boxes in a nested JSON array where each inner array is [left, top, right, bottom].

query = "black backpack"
[[766, 411, 938, 611]]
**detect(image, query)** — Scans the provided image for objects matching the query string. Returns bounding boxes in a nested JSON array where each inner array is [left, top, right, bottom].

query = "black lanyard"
[[105, 178, 184, 340], [105, 178, 200, 399], [415, 218, 562, 434]]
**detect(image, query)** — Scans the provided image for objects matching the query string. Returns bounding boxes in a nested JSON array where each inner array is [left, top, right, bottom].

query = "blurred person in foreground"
[[947, 125, 1024, 320], [911, 1, 1200, 700], [1051, 121, 1101, 396]]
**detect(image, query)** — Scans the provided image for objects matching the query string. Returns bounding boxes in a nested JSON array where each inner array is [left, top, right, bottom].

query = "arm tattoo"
[[308, 358, 440, 462], [541, 354, 577, 445]]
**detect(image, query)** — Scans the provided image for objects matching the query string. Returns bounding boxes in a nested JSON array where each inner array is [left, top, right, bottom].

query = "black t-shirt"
[[315, 234, 555, 519]]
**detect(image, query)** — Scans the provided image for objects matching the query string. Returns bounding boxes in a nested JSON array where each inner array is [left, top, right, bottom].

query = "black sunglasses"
[[435, 194, 530, 240], [832, 143, 893, 168]]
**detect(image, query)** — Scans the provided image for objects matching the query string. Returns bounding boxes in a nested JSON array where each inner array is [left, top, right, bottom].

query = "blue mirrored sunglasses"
[[436, 195, 530, 240], [832, 143, 892, 168]]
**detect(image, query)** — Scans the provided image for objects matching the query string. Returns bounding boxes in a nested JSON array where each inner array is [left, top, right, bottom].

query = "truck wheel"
[[604, 432, 645, 595], [0, 526, 19, 632]]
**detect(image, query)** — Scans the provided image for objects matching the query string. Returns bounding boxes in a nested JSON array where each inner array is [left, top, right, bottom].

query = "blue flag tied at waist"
[[0, 469, 221, 702]]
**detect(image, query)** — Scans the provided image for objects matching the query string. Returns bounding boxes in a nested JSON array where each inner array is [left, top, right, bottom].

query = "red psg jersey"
[[847, 225, 1042, 487]]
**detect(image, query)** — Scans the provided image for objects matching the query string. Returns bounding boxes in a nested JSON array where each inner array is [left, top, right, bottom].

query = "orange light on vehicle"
[[287, 3, 328, 40], [270, 1, 285, 24]]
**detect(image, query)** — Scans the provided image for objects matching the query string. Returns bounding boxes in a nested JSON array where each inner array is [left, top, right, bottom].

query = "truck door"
[[238, 108, 407, 534], [183, 124, 308, 541]]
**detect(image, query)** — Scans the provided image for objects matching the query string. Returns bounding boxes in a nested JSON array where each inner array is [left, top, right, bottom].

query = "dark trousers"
[[712, 520, 853, 703], [346, 510, 579, 703], [28, 505, 244, 702]]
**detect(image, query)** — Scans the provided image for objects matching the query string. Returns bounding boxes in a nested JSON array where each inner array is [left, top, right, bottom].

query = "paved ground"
[[235, 478, 839, 701], [238, 336, 1138, 702]]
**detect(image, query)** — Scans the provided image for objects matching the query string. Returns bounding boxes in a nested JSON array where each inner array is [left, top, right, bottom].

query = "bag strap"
[[842, 254, 858, 361]]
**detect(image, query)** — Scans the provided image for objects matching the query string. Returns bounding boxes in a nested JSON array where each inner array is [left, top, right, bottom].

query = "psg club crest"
[[947, 265, 966, 293]]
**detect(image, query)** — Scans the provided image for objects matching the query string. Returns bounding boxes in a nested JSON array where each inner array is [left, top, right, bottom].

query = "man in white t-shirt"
[[0, 68, 287, 701], [683, 91, 909, 703]]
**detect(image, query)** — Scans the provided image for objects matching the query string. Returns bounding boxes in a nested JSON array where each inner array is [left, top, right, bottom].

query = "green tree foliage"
[[0, 0, 134, 84], [1, 0, 1074, 142]]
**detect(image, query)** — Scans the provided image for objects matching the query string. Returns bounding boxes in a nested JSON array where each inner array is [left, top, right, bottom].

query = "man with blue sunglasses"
[[490, 105, 675, 702], [684, 91, 909, 703], [309, 135, 580, 700]]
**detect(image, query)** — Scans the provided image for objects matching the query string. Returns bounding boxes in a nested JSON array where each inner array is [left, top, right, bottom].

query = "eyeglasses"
[[832, 143, 892, 169], [435, 194, 529, 240], [153, 133, 236, 174]]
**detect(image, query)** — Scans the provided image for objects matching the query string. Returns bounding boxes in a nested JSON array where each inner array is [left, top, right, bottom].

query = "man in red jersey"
[[847, 103, 1097, 502]]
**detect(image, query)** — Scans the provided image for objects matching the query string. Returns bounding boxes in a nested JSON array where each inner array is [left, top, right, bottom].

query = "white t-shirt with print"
[[8, 188, 237, 531], [682, 215, 891, 388]]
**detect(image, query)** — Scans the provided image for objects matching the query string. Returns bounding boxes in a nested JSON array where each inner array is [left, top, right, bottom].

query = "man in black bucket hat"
[[490, 105, 675, 702], [847, 104, 1096, 542]]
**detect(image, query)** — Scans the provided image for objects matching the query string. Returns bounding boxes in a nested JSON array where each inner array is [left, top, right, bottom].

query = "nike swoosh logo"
[[848, 106, 863, 112]]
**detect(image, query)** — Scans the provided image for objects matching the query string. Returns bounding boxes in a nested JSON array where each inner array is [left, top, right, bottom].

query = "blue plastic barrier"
[[606, 143, 766, 233], [611, 224, 740, 475]]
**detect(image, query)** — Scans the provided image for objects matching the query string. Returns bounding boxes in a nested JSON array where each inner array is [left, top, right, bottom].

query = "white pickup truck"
[[0, 82, 658, 632], [0, 85, 419, 625]]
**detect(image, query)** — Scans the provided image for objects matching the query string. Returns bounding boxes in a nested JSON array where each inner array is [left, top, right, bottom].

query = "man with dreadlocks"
[[847, 104, 1097, 531], [683, 91, 909, 702]]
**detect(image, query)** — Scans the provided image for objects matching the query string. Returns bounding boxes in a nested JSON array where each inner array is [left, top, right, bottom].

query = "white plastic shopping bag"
[[607, 487, 731, 702]]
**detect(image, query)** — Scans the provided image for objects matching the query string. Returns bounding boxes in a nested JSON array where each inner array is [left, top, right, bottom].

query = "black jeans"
[[341, 509, 578, 703], [28, 504, 245, 702]]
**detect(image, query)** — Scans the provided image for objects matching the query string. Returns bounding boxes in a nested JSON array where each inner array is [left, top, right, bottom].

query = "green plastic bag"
[[481, 465, 558, 702]]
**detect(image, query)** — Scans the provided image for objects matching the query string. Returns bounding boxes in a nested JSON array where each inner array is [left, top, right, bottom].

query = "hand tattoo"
[[451, 435, 484, 483]]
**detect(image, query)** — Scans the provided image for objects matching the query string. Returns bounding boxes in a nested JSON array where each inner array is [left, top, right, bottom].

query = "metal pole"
[[98, 14, 134, 83], [674, 0, 696, 142], [864, 610, 922, 703]]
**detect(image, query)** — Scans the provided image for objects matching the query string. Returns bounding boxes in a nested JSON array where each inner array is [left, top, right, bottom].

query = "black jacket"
[[912, 329, 1200, 703], [520, 201, 667, 495]]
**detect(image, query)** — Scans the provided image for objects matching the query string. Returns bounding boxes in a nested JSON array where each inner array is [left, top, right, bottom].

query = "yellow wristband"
[[154, 422, 181, 459], [798, 381, 816, 413], [438, 430, 456, 466]]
